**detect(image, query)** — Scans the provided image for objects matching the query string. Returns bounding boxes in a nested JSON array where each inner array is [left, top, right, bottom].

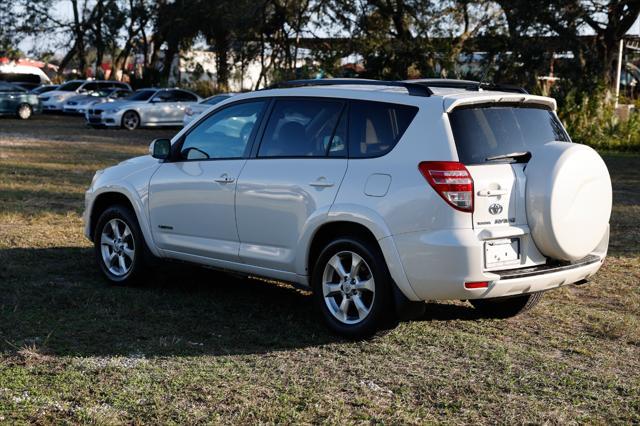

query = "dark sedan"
[[0, 82, 42, 119]]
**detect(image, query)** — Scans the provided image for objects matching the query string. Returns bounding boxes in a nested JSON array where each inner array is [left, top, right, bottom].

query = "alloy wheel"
[[122, 112, 139, 130], [322, 251, 376, 325], [18, 104, 32, 120], [100, 218, 135, 277]]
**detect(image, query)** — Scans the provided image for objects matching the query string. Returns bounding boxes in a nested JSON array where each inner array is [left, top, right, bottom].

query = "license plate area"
[[485, 238, 520, 269]]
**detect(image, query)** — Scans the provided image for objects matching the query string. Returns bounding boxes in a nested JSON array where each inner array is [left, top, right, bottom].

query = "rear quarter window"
[[449, 105, 570, 165], [348, 101, 418, 158]]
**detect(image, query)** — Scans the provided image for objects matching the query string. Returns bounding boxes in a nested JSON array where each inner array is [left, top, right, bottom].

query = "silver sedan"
[[85, 88, 201, 130]]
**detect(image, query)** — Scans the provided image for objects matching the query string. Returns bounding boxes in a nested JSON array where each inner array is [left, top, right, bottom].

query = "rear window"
[[449, 106, 570, 165], [349, 101, 418, 158]]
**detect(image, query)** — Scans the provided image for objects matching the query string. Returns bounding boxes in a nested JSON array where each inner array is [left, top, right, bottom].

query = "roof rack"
[[264, 78, 433, 97], [406, 79, 528, 94]]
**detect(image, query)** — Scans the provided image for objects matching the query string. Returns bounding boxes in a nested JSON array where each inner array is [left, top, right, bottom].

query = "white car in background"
[[39, 80, 131, 112], [63, 88, 133, 115], [182, 93, 235, 126], [84, 78, 612, 338], [86, 88, 201, 130]]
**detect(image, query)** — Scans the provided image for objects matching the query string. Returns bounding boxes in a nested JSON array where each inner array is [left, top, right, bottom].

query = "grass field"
[[1, 115, 639, 423]]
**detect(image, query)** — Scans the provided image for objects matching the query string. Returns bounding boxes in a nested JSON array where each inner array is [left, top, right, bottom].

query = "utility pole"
[[614, 39, 624, 108]]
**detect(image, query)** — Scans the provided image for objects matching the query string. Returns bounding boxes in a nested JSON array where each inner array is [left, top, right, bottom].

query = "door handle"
[[477, 189, 507, 197], [309, 178, 334, 188], [214, 174, 235, 184]]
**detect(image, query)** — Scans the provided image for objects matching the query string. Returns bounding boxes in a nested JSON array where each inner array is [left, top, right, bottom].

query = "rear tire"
[[311, 237, 394, 339], [17, 103, 32, 120], [93, 205, 148, 285], [470, 292, 544, 318]]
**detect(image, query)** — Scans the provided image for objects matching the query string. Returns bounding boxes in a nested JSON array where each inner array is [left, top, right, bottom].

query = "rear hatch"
[[447, 102, 571, 269]]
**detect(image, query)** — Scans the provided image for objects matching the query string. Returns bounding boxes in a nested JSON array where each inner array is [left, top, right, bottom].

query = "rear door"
[[235, 97, 348, 272], [147, 90, 177, 124], [174, 90, 199, 122], [448, 104, 570, 267]]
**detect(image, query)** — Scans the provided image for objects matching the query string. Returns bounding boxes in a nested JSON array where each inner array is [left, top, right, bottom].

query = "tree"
[[579, 0, 640, 85]]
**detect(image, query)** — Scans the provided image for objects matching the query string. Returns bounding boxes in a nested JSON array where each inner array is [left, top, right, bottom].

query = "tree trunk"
[[213, 30, 231, 92]]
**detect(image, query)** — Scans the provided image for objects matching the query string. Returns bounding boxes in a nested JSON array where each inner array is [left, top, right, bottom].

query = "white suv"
[[84, 79, 612, 338]]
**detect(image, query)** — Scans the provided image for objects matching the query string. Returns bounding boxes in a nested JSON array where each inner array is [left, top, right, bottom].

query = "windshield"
[[448, 105, 570, 165], [127, 89, 156, 101], [203, 95, 231, 105], [58, 81, 83, 92]]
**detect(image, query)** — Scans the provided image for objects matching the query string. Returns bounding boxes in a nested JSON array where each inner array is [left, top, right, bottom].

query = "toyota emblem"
[[488, 203, 503, 215]]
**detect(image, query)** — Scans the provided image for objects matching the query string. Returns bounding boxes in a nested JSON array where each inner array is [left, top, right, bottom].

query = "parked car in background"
[[85, 88, 201, 130], [182, 93, 235, 126], [40, 80, 131, 112], [31, 84, 59, 95], [63, 88, 133, 115], [0, 81, 41, 119], [84, 78, 612, 338]]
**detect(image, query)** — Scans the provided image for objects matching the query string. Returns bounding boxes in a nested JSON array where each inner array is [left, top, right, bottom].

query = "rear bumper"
[[391, 226, 608, 301]]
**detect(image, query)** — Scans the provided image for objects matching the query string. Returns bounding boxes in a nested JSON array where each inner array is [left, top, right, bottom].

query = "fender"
[[89, 183, 162, 258], [295, 203, 421, 301]]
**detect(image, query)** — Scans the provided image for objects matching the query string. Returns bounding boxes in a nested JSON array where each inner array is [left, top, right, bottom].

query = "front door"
[[146, 90, 177, 125], [235, 98, 348, 272], [149, 100, 268, 261]]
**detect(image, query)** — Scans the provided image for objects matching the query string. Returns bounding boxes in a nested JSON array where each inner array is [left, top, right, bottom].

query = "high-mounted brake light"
[[418, 161, 474, 212]]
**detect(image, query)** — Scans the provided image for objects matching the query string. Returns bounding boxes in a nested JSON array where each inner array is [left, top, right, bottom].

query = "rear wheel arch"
[[306, 221, 381, 276]]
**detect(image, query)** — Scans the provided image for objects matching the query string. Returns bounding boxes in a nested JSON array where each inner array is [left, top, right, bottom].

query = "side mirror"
[[149, 138, 171, 160]]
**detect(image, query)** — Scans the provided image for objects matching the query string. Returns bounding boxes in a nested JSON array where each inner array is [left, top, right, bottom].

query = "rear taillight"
[[418, 161, 474, 212]]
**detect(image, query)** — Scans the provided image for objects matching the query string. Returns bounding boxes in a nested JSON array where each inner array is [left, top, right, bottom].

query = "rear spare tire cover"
[[525, 142, 611, 261]]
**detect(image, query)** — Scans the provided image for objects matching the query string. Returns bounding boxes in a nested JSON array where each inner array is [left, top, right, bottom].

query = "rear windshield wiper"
[[485, 151, 531, 163]]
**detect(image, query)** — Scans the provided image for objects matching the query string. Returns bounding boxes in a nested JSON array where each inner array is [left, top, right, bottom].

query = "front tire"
[[121, 111, 140, 130], [469, 292, 544, 318], [312, 237, 394, 339], [93, 205, 147, 284], [17, 104, 32, 120]]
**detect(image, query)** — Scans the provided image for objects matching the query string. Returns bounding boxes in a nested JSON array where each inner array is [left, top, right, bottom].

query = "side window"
[[152, 90, 172, 102], [83, 82, 98, 92], [258, 99, 344, 158], [348, 101, 418, 158], [115, 82, 129, 90], [175, 90, 198, 102], [180, 101, 266, 161], [328, 110, 347, 157]]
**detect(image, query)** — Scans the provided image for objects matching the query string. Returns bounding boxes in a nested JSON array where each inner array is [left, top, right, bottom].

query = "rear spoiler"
[[443, 94, 556, 113]]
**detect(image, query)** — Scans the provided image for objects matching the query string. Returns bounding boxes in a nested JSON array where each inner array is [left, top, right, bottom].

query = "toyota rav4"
[[84, 79, 612, 338]]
